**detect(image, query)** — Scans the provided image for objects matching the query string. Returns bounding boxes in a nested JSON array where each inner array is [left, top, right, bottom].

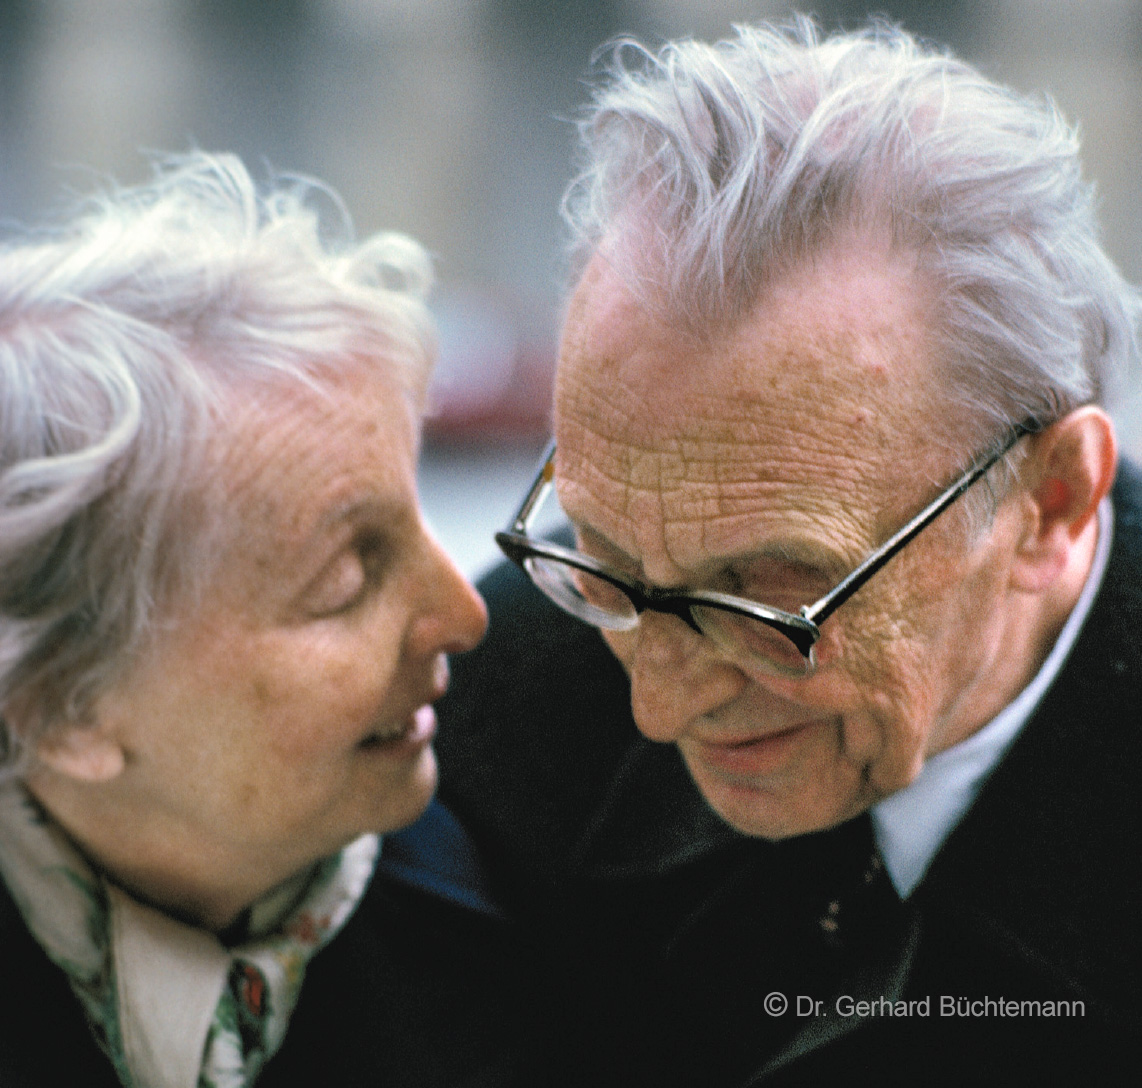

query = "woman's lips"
[[358, 704, 437, 754], [690, 721, 821, 777]]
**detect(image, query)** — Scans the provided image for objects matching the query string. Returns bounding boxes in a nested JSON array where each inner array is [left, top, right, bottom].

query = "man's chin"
[[684, 755, 870, 840]]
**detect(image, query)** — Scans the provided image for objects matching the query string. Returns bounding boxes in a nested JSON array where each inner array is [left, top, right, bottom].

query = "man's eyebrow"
[[733, 538, 853, 582], [573, 517, 851, 585], [573, 519, 629, 555]]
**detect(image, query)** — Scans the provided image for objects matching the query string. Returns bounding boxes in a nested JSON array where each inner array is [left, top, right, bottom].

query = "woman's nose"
[[411, 530, 489, 658], [621, 611, 747, 743]]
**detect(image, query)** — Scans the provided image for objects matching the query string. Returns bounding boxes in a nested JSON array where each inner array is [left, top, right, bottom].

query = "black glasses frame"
[[496, 423, 1036, 670]]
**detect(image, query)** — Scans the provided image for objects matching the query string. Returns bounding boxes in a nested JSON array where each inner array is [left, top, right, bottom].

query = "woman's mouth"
[[358, 705, 437, 752]]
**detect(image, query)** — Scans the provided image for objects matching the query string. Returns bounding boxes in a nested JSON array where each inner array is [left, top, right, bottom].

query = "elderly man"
[[438, 17, 1140, 1087]]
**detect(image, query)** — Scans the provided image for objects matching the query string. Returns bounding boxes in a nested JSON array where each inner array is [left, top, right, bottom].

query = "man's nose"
[[623, 610, 748, 743]]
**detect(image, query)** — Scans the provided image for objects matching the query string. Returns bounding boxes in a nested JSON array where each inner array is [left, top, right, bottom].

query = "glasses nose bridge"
[[628, 581, 706, 635]]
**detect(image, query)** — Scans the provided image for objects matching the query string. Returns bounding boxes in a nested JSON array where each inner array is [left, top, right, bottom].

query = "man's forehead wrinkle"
[[555, 237, 944, 581], [569, 365, 885, 475], [660, 481, 875, 576], [554, 417, 655, 546], [556, 344, 670, 451], [566, 426, 879, 573], [558, 369, 889, 560], [621, 442, 679, 569]]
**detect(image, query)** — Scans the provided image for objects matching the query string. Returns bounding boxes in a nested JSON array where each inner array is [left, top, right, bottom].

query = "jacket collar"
[[915, 459, 1142, 1010]]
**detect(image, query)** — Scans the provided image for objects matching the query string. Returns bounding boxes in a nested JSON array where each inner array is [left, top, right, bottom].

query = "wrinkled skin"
[[554, 238, 1060, 839], [27, 364, 488, 927]]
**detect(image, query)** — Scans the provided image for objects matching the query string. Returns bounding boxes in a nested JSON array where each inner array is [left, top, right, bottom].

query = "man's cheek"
[[838, 711, 884, 769], [873, 722, 928, 792], [834, 654, 930, 795], [602, 628, 636, 670], [840, 698, 930, 797]]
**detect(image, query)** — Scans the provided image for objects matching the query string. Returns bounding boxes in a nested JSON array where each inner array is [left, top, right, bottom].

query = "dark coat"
[[0, 801, 531, 1087], [435, 460, 1142, 1087]]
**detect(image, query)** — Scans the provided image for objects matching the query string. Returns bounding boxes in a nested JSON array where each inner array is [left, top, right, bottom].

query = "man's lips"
[[689, 721, 824, 777]]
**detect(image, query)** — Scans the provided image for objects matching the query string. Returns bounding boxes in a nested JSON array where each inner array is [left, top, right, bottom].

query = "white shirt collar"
[[870, 496, 1114, 898]]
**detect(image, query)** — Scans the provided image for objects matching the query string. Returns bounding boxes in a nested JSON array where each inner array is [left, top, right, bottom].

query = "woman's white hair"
[[0, 151, 436, 768], [563, 17, 1141, 452]]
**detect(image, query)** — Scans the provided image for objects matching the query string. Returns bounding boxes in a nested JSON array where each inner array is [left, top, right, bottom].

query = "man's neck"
[[873, 498, 1111, 897]]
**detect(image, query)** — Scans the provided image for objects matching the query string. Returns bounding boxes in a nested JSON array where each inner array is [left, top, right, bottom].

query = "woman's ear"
[[1010, 406, 1117, 594], [33, 722, 125, 783]]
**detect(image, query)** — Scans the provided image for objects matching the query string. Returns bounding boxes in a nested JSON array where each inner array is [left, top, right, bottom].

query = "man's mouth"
[[689, 721, 823, 777]]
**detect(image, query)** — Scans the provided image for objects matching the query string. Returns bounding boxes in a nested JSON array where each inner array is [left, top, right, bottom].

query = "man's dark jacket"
[[435, 460, 1142, 1087], [0, 800, 531, 1087]]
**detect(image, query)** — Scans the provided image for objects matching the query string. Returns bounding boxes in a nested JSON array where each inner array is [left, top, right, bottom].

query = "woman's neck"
[[23, 769, 312, 932]]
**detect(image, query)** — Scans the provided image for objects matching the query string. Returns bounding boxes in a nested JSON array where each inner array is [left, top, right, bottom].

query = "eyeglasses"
[[495, 424, 1035, 677]]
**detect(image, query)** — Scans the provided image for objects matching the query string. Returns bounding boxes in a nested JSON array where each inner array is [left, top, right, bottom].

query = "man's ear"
[[1010, 406, 1117, 594], [33, 721, 125, 783]]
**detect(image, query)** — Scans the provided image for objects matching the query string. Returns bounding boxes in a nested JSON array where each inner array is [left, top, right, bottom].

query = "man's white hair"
[[563, 17, 1141, 451], [0, 151, 436, 767]]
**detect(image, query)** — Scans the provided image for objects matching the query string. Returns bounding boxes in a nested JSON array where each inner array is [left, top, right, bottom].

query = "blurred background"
[[2, 0, 1140, 577]]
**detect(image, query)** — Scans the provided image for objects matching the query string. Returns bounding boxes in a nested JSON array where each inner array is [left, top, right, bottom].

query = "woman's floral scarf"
[[0, 782, 379, 1088]]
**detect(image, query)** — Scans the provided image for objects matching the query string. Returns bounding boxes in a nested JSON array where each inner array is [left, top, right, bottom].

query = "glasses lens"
[[524, 556, 640, 630], [691, 604, 814, 676]]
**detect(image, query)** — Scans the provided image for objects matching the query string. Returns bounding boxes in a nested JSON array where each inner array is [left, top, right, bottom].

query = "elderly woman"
[[0, 154, 519, 1087]]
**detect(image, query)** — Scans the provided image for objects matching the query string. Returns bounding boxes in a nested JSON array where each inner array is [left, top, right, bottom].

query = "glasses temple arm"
[[802, 425, 1032, 627], [506, 439, 558, 534]]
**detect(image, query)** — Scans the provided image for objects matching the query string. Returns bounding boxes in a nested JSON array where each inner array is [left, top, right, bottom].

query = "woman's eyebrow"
[[314, 495, 406, 535]]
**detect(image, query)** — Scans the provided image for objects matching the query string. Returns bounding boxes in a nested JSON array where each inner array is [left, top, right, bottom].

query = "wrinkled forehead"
[[198, 365, 419, 546], [553, 245, 950, 559]]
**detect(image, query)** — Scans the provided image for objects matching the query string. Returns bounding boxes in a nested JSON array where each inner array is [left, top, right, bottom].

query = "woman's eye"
[[304, 533, 392, 616], [304, 552, 367, 616]]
